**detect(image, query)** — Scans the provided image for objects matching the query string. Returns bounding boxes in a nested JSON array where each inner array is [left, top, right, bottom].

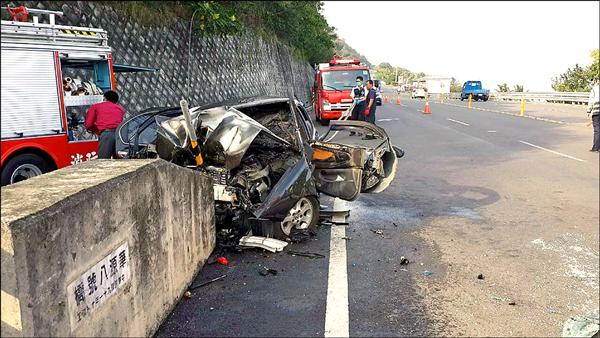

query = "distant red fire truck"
[[312, 56, 371, 125]]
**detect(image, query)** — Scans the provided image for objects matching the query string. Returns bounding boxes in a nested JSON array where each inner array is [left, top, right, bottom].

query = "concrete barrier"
[[1, 159, 215, 337]]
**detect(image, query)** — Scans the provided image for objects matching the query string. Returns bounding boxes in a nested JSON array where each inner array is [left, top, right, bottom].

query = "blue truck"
[[460, 81, 489, 101]]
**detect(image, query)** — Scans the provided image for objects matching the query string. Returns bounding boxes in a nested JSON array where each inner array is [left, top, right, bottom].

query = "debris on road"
[[508, 301, 516, 306], [491, 295, 509, 302], [400, 256, 409, 265], [259, 266, 278, 276], [370, 229, 384, 235], [393, 222, 398, 227], [320, 209, 350, 225], [562, 316, 599, 337], [423, 271, 432, 277], [183, 291, 192, 299], [239, 236, 288, 253], [216, 257, 229, 266], [477, 273, 485, 280], [287, 250, 325, 259], [341, 236, 352, 240], [189, 275, 228, 291]]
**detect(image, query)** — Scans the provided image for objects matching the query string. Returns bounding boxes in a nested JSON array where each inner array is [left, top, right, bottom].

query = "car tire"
[[274, 196, 319, 241], [460, 97, 465, 101], [1, 153, 51, 186], [319, 119, 330, 126], [483, 97, 489, 102]]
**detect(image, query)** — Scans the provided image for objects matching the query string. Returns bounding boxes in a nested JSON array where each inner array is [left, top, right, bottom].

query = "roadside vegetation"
[[552, 49, 599, 92], [333, 38, 372, 67], [108, 1, 335, 65], [496, 83, 525, 92]]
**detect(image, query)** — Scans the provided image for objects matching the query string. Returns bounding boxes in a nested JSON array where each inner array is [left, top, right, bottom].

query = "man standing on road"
[[363, 80, 378, 140], [588, 81, 600, 152], [85, 90, 126, 159], [349, 76, 366, 136]]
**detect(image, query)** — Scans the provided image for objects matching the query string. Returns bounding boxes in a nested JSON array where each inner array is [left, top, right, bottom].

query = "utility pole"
[[395, 68, 398, 86]]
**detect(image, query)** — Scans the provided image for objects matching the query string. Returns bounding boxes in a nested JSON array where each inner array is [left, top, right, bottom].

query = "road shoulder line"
[[447, 118, 470, 126], [324, 224, 349, 337], [518, 140, 587, 162]]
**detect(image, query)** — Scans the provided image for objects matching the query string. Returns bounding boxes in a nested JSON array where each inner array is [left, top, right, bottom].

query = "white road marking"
[[518, 140, 587, 162], [487, 130, 497, 133], [447, 118, 470, 126], [377, 118, 400, 122], [324, 224, 349, 337], [442, 102, 565, 125]]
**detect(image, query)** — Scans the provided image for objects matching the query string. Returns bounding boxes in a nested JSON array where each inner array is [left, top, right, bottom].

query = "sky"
[[322, 1, 600, 91]]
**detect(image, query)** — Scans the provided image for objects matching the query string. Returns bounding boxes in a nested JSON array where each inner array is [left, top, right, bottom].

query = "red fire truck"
[[0, 6, 153, 185], [313, 56, 371, 125]]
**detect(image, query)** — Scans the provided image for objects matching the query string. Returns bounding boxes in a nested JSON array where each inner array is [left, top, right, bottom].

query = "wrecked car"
[[116, 97, 403, 243]]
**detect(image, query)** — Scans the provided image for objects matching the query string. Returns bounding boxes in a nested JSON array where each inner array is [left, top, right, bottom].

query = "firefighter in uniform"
[[349, 76, 366, 136]]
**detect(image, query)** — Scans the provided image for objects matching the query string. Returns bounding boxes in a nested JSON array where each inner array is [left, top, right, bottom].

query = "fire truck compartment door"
[[1, 49, 63, 139]]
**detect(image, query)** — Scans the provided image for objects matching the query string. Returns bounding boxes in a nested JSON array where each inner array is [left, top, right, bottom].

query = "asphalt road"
[[156, 90, 599, 337]]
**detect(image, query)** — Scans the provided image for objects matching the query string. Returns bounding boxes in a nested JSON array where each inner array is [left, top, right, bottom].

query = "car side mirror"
[[393, 146, 404, 158]]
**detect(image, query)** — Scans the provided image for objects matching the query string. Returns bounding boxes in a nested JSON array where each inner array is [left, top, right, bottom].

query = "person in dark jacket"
[[362, 80, 378, 140]]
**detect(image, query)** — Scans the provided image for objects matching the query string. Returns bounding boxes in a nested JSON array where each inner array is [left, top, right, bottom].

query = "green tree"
[[589, 49, 599, 82], [497, 83, 510, 92], [450, 78, 462, 92], [513, 84, 524, 92], [552, 49, 599, 91]]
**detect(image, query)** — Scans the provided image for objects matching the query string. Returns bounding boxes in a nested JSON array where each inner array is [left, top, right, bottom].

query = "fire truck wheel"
[[1, 153, 50, 186], [319, 119, 330, 126]]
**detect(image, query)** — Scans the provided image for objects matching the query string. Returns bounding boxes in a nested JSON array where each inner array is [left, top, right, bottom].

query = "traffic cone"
[[396, 96, 401, 105], [384, 95, 389, 104], [423, 100, 431, 114]]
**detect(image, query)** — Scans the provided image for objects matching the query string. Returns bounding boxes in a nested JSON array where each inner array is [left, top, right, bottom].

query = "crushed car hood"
[[156, 106, 292, 169]]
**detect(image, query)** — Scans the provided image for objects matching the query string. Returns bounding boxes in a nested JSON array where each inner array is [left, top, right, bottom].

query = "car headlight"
[[322, 99, 331, 110]]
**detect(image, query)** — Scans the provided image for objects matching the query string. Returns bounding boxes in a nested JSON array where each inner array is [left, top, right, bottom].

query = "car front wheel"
[[275, 196, 319, 240]]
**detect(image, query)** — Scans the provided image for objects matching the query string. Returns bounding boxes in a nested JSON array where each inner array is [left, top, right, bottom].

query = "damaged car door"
[[311, 120, 399, 201]]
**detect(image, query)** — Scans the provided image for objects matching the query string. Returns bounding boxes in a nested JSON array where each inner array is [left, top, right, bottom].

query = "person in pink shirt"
[[85, 90, 126, 159]]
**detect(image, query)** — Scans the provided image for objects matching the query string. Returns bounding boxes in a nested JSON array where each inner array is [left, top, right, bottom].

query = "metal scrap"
[[287, 250, 326, 259], [239, 236, 288, 253], [259, 266, 278, 276], [188, 275, 228, 291]]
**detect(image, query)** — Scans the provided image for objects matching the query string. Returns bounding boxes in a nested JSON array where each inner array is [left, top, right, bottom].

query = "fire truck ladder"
[[1, 7, 109, 51]]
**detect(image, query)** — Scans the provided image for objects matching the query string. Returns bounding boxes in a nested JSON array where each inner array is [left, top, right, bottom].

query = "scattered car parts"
[[239, 236, 289, 253]]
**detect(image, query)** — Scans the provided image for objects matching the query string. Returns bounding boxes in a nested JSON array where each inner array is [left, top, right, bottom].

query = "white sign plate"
[[67, 242, 130, 328]]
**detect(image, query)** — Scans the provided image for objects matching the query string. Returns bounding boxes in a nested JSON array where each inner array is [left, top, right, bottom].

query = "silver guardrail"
[[490, 92, 589, 104], [447, 92, 589, 104], [395, 89, 589, 105]]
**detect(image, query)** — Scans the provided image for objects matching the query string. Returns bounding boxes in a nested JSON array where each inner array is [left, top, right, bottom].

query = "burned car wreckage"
[[117, 97, 403, 244]]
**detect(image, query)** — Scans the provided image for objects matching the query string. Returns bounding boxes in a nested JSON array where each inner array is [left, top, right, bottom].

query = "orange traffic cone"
[[423, 100, 431, 114], [384, 95, 389, 104], [396, 96, 401, 105]]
